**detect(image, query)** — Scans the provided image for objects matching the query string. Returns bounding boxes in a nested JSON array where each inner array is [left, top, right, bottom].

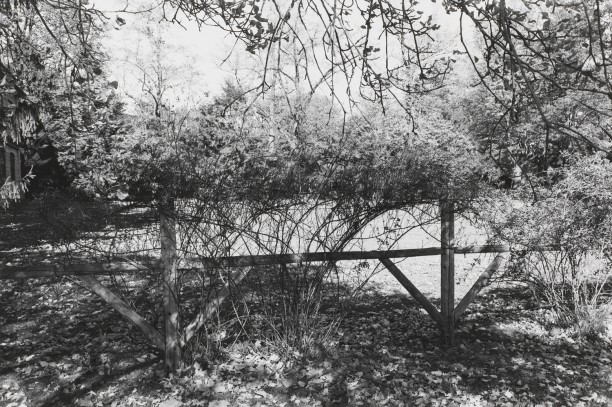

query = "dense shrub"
[[485, 154, 612, 333]]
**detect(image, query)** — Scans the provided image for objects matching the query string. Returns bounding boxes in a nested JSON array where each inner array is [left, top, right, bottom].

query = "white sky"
[[101, 0, 235, 110], [99, 0, 475, 111]]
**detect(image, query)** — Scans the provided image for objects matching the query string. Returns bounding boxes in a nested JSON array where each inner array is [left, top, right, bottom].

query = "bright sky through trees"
[[103, 0, 234, 111], [101, 0, 471, 111]]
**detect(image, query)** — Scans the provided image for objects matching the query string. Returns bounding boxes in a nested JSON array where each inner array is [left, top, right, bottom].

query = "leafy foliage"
[[0, 0, 121, 200], [481, 154, 612, 324], [451, 0, 612, 190]]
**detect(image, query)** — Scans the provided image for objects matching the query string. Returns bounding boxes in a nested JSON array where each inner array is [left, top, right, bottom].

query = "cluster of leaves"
[[2, 273, 612, 407], [428, 0, 612, 329], [65, 68, 489, 222], [230, 111, 484, 207], [487, 154, 612, 250], [2, 0, 610, 204], [0, 0, 121, 196], [480, 154, 612, 323], [450, 0, 612, 191]]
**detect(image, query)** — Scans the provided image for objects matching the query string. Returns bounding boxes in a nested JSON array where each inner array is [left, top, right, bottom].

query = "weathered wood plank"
[[379, 258, 443, 327], [182, 267, 252, 347], [0, 244, 517, 261], [195, 245, 516, 268], [78, 275, 165, 350], [0, 262, 148, 279], [454, 253, 507, 320], [0, 244, 555, 279], [440, 201, 455, 347], [200, 247, 443, 267], [161, 210, 181, 373]]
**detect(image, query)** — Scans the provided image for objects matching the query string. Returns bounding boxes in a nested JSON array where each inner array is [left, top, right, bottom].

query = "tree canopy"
[[0, 0, 610, 209]]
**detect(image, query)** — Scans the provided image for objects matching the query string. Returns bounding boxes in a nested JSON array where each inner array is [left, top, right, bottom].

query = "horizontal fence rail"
[[0, 244, 555, 279], [197, 244, 515, 268]]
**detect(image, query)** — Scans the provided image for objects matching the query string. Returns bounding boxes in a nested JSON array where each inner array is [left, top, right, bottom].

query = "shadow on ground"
[[1, 273, 611, 406]]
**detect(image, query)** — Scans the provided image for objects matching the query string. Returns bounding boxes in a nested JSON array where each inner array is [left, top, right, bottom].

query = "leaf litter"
[[1, 276, 612, 406]]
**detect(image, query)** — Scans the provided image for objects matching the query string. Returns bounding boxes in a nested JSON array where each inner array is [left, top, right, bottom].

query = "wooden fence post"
[[160, 203, 181, 373], [440, 201, 455, 348]]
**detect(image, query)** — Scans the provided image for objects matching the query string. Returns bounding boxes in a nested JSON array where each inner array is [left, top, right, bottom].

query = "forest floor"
[[1, 202, 612, 406], [1, 266, 612, 407]]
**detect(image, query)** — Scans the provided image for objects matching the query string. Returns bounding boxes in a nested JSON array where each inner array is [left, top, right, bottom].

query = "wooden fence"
[[0, 203, 548, 373]]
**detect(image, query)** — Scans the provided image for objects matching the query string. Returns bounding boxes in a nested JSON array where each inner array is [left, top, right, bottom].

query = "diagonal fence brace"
[[78, 275, 165, 350], [379, 258, 443, 327], [454, 253, 507, 321]]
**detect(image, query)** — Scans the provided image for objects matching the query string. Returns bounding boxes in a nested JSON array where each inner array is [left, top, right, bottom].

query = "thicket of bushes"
[[483, 154, 612, 338]]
